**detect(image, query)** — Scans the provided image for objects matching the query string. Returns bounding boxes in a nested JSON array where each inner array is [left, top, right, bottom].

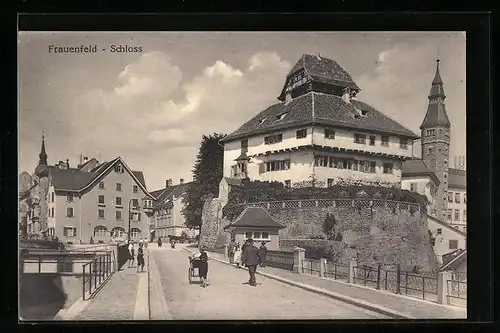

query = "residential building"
[[427, 215, 466, 265], [22, 136, 154, 243], [150, 178, 198, 240], [447, 168, 467, 233], [401, 159, 440, 214], [220, 54, 418, 189]]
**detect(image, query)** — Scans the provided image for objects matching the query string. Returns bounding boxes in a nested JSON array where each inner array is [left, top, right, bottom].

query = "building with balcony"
[[21, 136, 154, 244], [150, 178, 198, 240], [220, 54, 418, 189]]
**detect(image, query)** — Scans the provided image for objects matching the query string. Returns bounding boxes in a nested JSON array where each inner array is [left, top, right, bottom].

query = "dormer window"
[[257, 118, 266, 125], [275, 113, 287, 122]]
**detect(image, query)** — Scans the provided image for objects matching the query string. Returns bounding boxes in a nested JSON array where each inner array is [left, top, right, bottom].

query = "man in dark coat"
[[258, 242, 268, 267], [243, 239, 261, 286], [241, 239, 250, 266]]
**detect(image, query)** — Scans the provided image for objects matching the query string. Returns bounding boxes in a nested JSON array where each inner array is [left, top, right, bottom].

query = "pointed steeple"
[[420, 59, 451, 129], [39, 134, 47, 165]]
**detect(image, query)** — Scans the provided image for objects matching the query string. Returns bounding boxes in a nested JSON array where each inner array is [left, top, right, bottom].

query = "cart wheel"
[[188, 269, 192, 284]]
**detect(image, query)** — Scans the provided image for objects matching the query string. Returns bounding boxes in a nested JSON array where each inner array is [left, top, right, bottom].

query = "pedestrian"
[[228, 238, 236, 264], [158, 237, 162, 248], [243, 239, 261, 286], [258, 242, 268, 267], [136, 243, 145, 272], [241, 239, 250, 267], [90, 236, 94, 245], [198, 246, 209, 288], [128, 242, 135, 267], [233, 242, 242, 268], [144, 238, 148, 249]]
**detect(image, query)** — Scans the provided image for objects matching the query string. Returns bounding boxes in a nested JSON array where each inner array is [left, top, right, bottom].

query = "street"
[[149, 245, 387, 320]]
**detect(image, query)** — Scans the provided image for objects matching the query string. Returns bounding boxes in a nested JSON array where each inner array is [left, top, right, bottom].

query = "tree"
[[323, 213, 337, 240], [182, 133, 226, 234]]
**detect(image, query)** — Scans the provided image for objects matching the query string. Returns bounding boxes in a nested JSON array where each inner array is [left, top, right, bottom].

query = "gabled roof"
[[427, 214, 467, 238], [77, 158, 98, 170], [448, 168, 466, 190], [151, 182, 193, 205], [132, 171, 147, 189], [402, 159, 440, 185], [221, 91, 418, 142], [441, 249, 467, 271], [223, 207, 285, 230]]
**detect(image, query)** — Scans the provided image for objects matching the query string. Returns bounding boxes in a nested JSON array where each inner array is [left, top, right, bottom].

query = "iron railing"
[[447, 279, 467, 300], [324, 261, 349, 280], [266, 250, 294, 271], [301, 259, 321, 276], [82, 252, 114, 300]]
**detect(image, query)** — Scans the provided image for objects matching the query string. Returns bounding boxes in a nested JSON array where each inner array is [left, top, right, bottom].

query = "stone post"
[[293, 247, 305, 274], [224, 244, 229, 258], [320, 258, 327, 277], [348, 259, 357, 284], [437, 271, 452, 305]]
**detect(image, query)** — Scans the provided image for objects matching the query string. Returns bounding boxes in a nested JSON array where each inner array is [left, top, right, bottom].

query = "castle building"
[[150, 178, 198, 240], [21, 136, 155, 244], [402, 59, 467, 233], [221, 54, 418, 188]]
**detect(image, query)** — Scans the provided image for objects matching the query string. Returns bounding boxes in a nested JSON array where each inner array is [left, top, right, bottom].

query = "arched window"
[[130, 228, 141, 239], [111, 227, 125, 238], [94, 225, 108, 237]]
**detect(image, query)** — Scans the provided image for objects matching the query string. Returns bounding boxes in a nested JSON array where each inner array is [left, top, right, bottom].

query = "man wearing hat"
[[243, 238, 261, 286]]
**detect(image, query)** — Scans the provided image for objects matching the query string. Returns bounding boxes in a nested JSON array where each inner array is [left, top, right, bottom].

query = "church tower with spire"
[[35, 134, 49, 179], [420, 59, 451, 220]]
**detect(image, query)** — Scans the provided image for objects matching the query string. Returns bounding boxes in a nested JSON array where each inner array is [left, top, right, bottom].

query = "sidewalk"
[[189, 248, 466, 319], [65, 253, 149, 320]]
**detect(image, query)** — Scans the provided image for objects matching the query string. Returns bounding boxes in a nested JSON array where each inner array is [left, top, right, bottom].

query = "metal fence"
[[324, 261, 349, 280], [82, 252, 114, 300], [301, 258, 322, 276], [447, 279, 467, 300], [266, 250, 294, 271]]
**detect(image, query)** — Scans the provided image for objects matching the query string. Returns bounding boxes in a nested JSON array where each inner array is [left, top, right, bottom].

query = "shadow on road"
[[19, 274, 67, 320]]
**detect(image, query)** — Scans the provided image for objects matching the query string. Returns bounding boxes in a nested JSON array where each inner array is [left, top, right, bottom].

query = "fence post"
[[405, 272, 408, 294], [82, 265, 86, 300], [94, 258, 97, 290], [89, 263, 92, 293], [334, 263, 337, 279], [437, 271, 452, 305], [38, 255, 42, 274], [348, 259, 357, 284], [396, 264, 401, 294], [292, 247, 305, 274], [224, 244, 229, 258], [320, 258, 326, 277], [376, 263, 381, 290]]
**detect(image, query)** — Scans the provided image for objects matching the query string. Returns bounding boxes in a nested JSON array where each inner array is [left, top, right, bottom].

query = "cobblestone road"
[[150, 246, 387, 320]]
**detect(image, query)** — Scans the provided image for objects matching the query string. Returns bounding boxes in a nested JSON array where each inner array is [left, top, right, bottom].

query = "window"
[[94, 226, 108, 237], [67, 193, 73, 202], [66, 207, 74, 218], [463, 226, 467, 233], [264, 133, 283, 145], [383, 163, 393, 174], [449, 240, 458, 250], [296, 129, 307, 139], [262, 232, 270, 239], [454, 209, 459, 221], [115, 164, 123, 173], [314, 155, 329, 167], [116, 211, 122, 220], [327, 178, 334, 187], [98, 209, 105, 219], [51, 207, 54, 217], [284, 180, 291, 189], [324, 128, 336, 140], [116, 183, 122, 191], [111, 227, 125, 238], [463, 209, 466, 221], [130, 212, 141, 222], [257, 118, 266, 125], [437, 228, 442, 235], [428, 147, 433, 155], [464, 193, 466, 203], [275, 113, 287, 121], [410, 183, 417, 192], [133, 185, 138, 193], [51, 192, 54, 202], [63, 227, 77, 237], [130, 228, 141, 239], [369, 136, 376, 146], [447, 209, 452, 221], [354, 133, 366, 144], [245, 232, 252, 239], [265, 160, 291, 172], [99, 181, 105, 189], [254, 232, 261, 239], [381, 136, 389, 147], [98, 195, 105, 205], [455, 193, 461, 203], [241, 139, 248, 152], [132, 199, 139, 208], [448, 192, 453, 202], [399, 138, 408, 150], [360, 161, 377, 173], [116, 197, 122, 206]]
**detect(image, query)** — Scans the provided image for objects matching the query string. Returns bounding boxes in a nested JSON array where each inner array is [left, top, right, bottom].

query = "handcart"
[[188, 256, 203, 284]]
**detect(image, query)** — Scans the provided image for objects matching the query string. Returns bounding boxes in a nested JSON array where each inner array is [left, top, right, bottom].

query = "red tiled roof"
[[224, 207, 285, 229], [222, 91, 418, 142]]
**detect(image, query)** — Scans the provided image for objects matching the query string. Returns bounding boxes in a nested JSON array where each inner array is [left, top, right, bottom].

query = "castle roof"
[[222, 91, 418, 142]]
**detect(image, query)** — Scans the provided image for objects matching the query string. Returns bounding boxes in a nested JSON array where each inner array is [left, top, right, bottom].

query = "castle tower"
[[420, 59, 451, 220]]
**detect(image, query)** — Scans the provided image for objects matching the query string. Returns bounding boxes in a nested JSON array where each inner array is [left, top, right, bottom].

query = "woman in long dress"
[[233, 243, 242, 268]]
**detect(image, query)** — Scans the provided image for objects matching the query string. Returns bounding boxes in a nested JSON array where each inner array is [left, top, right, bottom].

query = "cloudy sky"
[[18, 32, 466, 191]]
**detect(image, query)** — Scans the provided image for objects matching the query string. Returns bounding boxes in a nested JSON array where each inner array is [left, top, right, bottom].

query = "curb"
[[148, 250, 173, 320], [183, 248, 413, 319]]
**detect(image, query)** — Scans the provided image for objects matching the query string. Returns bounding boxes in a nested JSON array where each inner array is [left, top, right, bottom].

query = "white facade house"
[[402, 159, 440, 216], [221, 54, 418, 188], [427, 215, 466, 265], [446, 168, 467, 233]]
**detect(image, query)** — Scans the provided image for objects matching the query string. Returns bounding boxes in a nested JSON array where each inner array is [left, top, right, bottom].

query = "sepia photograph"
[[18, 31, 466, 321]]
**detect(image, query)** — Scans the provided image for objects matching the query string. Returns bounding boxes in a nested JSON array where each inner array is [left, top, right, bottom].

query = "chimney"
[[285, 92, 292, 103], [180, 178, 184, 184], [83, 156, 88, 163], [66, 159, 70, 169], [166, 178, 173, 188], [342, 88, 351, 103]]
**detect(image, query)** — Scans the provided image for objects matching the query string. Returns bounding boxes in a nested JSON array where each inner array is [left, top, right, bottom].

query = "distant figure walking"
[[157, 237, 162, 248], [258, 242, 268, 267], [228, 238, 236, 264], [243, 239, 261, 286], [233, 243, 242, 268], [128, 242, 135, 268], [241, 239, 250, 267], [144, 238, 148, 249], [137, 243, 145, 272]]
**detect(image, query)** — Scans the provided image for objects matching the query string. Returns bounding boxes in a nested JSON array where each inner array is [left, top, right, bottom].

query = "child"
[[233, 243, 242, 268], [136, 243, 145, 272]]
